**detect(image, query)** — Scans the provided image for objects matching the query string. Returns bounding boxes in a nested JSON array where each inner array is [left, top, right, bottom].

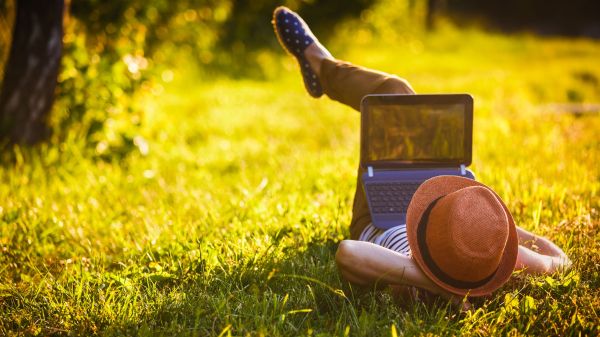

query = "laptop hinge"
[[368, 166, 374, 177], [460, 164, 466, 176]]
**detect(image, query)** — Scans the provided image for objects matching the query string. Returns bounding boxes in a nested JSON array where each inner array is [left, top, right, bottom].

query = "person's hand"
[[550, 255, 572, 273]]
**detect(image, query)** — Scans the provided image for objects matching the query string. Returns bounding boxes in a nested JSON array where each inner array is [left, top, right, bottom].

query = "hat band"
[[417, 196, 499, 290]]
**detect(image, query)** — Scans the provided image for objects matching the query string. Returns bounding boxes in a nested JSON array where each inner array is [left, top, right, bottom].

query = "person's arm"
[[516, 226, 568, 258], [335, 240, 465, 302], [515, 226, 571, 274]]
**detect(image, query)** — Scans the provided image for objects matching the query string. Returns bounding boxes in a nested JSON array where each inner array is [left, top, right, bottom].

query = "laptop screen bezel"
[[360, 94, 473, 169]]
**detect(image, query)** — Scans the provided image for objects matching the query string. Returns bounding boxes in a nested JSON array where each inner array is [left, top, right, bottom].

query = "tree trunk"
[[0, 0, 63, 145]]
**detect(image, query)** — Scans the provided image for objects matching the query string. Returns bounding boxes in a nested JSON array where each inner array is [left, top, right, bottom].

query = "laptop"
[[360, 94, 476, 230]]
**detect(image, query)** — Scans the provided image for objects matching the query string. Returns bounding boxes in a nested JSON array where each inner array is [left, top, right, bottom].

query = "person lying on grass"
[[271, 6, 571, 308]]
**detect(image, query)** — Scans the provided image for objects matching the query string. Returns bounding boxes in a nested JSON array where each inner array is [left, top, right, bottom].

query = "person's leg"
[[304, 44, 417, 239], [273, 6, 416, 112], [319, 58, 415, 111], [272, 6, 415, 240], [322, 59, 416, 239]]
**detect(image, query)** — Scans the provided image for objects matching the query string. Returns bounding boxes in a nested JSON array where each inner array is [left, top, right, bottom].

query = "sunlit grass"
[[1, 27, 599, 336]]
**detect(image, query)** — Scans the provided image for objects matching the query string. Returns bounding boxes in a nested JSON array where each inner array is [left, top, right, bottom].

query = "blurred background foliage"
[[0, 0, 598, 158], [445, 0, 600, 36], [1, 0, 384, 157]]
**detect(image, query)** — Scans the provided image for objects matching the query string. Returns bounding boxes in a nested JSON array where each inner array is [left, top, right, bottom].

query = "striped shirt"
[[359, 223, 411, 256]]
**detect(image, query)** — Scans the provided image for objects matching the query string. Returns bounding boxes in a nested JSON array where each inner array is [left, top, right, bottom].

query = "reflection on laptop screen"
[[367, 104, 465, 163]]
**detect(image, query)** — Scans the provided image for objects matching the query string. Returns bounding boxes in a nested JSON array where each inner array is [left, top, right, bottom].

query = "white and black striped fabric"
[[359, 223, 411, 256]]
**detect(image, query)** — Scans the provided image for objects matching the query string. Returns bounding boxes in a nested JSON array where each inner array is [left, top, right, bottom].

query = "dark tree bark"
[[0, 0, 63, 145]]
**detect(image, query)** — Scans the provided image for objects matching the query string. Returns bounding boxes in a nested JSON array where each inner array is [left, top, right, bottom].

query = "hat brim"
[[406, 175, 518, 297]]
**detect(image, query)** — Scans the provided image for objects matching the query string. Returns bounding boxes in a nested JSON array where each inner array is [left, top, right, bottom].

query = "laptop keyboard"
[[366, 182, 421, 214]]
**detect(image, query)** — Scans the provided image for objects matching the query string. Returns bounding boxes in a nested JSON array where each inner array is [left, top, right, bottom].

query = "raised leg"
[[315, 58, 417, 239], [272, 6, 416, 239], [319, 58, 415, 112]]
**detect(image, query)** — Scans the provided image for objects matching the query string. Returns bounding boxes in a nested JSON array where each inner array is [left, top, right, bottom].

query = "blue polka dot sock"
[[272, 6, 324, 98]]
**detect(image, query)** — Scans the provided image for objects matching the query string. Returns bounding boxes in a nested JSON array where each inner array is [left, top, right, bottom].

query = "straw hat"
[[406, 176, 518, 297]]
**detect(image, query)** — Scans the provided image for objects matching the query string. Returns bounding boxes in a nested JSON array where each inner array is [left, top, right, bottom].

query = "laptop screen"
[[361, 94, 473, 168]]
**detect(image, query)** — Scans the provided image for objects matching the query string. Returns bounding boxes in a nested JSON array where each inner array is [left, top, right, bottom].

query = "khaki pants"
[[320, 58, 416, 239]]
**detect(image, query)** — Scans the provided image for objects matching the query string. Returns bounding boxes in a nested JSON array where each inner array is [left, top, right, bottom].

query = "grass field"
[[1, 25, 599, 336]]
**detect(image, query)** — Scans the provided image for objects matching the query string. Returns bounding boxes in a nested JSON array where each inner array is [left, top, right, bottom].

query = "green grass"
[[1, 27, 599, 336]]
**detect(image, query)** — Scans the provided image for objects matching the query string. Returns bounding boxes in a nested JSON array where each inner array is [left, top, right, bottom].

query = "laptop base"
[[362, 167, 476, 230]]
